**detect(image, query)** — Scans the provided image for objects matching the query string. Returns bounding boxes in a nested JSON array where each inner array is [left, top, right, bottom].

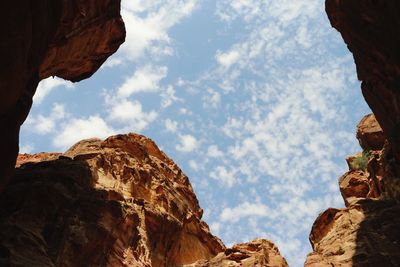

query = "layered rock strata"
[[0, 134, 287, 267], [305, 114, 400, 266], [0, 0, 125, 190]]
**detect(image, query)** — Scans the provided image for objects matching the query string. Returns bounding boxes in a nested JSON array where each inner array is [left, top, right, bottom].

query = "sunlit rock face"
[[305, 114, 400, 266], [187, 239, 288, 267], [0, 0, 125, 190], [0, 134, 287, 266]]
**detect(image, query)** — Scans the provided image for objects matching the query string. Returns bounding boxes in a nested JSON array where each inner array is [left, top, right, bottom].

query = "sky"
[[20, 1, 371, 266]]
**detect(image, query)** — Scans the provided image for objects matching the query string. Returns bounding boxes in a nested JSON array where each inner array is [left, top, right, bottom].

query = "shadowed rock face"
[[305, 114, 400, 266], [304, 1, 400, 265], [0, 134, 287, 267], [0, 0, 125, 190], [325, 0, 400, 159]]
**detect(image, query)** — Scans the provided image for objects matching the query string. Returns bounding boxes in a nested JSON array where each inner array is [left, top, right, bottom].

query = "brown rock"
[[187, 239, 288, 267], [2, 134, 288, 266], [325, 0, 400, 159], [305, 199, 400, 267], [306, 2, 400, 263], [306, 117, 400, 266], [0, 0, 125, 190], [339, 170, 370, 206], [1, 133, 225, 266], [356, 114, 385, 151], [16, 152, 62, 167]]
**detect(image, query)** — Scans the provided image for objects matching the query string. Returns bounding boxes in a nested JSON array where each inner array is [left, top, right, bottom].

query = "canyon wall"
[[305, 1, 400, 265], [0, 134, 288, 267], [0, 0, 125, 190]]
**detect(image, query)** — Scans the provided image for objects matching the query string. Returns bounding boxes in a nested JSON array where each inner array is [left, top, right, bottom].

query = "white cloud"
[[120, 0, 198, 60], [107, 99, 157, 132], [161, 85, 182, 108], [215, 49, 240, 68], [53, 116, 115, 150], [34, 77, 74, 104], [25, 104, 66, 135], [210, 166, 237, 187], [117, 65, 167, 98], [176, 134, 198, 152], [203, 89, 221, 109], [165, 119, 178, 133], [207, 145, 223, 158], [220, 202, 273, 223], [19, 144, 34, 154]]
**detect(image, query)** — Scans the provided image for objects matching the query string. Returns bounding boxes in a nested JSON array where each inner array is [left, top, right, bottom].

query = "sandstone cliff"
[[304, 1, 400, 265], [0, 133, 287, 267], [0, 0, 125, 190], [305, 114, 400, 266]]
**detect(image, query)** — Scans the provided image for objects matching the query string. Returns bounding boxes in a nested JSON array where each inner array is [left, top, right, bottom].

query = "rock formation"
[[305, 115, 400, 266], [188, 239, 288, 267], [325, 0, 400, 160], [0, 133, 287, 267], [305, 1, 400, 265], [0, 0, 125, 190]]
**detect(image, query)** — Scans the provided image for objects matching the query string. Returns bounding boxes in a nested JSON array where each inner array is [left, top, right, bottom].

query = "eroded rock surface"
[[325, 0, 400, 159], [187, 239, 288, 267], [305, 114, 400, 266], [0, 0, 125, 190], [0, 134, 287, 267], [305, 1, 400, 264]]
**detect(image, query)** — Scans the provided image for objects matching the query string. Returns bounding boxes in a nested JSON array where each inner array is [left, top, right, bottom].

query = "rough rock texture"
[[187, 239, 288, 267], [305, 114, 400, 266], [356, 114, 385, 151], [305, 1, 400, 265], [0, 134, 287, 267], [0, 0, 125, 190], [325, 0, 400, 159]]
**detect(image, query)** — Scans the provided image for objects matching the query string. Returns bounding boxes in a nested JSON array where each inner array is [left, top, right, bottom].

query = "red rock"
[[0, 0, 125, 190], [305, 3, 400, 263], [0, 134, 287, 266], [325, 0, 400, 159], [16, 152, 62, 167], [188, 239, 288, 267], [356, 114, 385, 151], [339, 170, 370, 206]]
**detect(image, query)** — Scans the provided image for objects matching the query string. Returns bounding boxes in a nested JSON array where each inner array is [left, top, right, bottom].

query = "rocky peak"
[[0, 133, 287, 267]]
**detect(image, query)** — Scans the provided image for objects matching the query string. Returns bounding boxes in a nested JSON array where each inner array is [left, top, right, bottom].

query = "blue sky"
[[20, 1, 371, 266]]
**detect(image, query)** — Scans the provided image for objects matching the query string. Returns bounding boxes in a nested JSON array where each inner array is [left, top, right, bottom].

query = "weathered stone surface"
[[1, 134, 287, 266], [356, 114, 385, 151], [0, 0, 125, 190], [305, 2, 400, 265], [305, 114, 400, 266], [325, 0, 400, 159], [186, 239, 288, 267], [339, 170, 369, 206], [306, 199, 400, 267], [1, 134, 225, 266]]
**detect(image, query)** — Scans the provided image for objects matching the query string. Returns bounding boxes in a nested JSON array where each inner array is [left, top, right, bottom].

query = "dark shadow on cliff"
[[0, 157, 137, 266], [352, 198, 400, 267]]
